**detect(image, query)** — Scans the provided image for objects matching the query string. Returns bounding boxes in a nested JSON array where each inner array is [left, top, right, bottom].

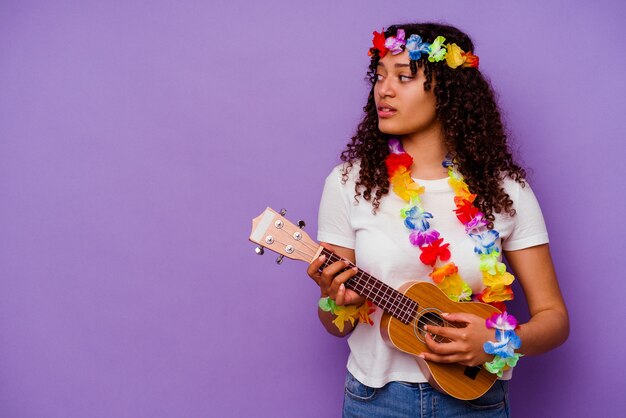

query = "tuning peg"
[[255, 246, 265, 255], [297, 220, 306, 229], [279, 208, 287, 216], [276, 255, 284, 265]]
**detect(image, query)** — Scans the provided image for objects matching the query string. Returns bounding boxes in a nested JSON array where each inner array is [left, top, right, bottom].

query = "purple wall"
[[1, 1, 624, 417]]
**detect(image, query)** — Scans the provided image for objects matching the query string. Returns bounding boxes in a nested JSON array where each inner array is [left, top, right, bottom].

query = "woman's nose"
[[377, 78, 395, 98]]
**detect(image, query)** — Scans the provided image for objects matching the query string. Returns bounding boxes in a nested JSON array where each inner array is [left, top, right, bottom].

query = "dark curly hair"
[[341, 22, 527, 226]]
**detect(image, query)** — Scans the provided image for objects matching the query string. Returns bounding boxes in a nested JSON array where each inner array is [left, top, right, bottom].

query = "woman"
[[306, 23, 569, 417]]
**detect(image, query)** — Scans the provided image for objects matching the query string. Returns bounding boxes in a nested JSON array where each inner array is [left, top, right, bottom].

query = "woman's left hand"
[[420, 312, 496, 367]]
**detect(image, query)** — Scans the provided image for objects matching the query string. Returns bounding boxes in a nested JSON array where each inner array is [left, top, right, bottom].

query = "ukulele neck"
[[319, 248, 418, 324]]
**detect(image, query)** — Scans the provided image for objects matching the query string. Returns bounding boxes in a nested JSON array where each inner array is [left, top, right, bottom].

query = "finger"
[[322, 259, 353, 276], [307, 254, 326, 276], [319, 260, 352, 292], [335, 284, 346, 306], [419, 351, 466, 364], [441, 312, 475, 324], [344, 290, 365, 306], [424, 323, 467, 341], [306, 255, 326, 283], [423, 332, 461, 355], [323, 263, 354, 293], [328, 267, 358, 297]]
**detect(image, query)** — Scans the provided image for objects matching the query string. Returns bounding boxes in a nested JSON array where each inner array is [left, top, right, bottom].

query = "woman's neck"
[[400, 128, 448, 180]]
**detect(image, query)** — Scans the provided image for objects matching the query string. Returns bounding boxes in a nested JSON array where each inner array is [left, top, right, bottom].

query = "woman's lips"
[[377, 105, 397, 118]]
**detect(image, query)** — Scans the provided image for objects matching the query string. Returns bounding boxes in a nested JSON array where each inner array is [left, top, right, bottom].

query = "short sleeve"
[[501, 180, 550, 251], [317, 165, 356, 249]]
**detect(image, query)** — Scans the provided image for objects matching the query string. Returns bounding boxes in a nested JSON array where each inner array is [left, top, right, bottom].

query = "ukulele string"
[[321, 251, 463, 331], [321, 251, 420, 322], [271, 236, 463, 331]]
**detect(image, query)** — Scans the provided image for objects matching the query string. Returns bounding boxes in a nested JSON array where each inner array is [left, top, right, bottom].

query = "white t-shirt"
[[317, 162, 549, 388]]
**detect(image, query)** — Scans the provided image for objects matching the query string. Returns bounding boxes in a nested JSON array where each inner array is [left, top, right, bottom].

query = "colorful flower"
[[332, 305, 359, 332], [409, 229, 440, 246], [429, 262, 458, 284], [405, 34, 431, 60], [479, 285, 514, 303], [390, 170, 425, 201], [483, 266, 515, 289], [465, 213, 488, 233], [388, 138, 404, 155], [385, 152, 413, 176], [462, 51, 479, 68], [479, 251, 506, 275], [453, 193, 477, 207], [428, 36, 447, 62], [322, 297, 377, 332], [403, 206, 433, 231], [419, 238, 451, 266], [454, 198, 480, 224], [445, 43, 466, 69], [484, 329, 521, 358], [318, 296, 336, 312], [385, 29, 406, 55], [486, 311, 519, 331], [442, 157, 455, 168], [368, 30, 388, 57], [448, 178, 475, 202], [484, 353, 521, 377], [438, 274, 473, 301], [357, 301, 376, 325], [469, 230, 499, 254]]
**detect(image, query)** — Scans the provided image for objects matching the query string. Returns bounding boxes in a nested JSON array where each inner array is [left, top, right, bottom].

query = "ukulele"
[[249, 207, 500, 400]]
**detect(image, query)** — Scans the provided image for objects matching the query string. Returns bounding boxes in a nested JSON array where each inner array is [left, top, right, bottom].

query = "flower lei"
[[368, 28, 479, 69], [386, 138, 515, 310], [483, 312, 523, 377], [387, 138, 521, 375], [319, 297, 375, 333]]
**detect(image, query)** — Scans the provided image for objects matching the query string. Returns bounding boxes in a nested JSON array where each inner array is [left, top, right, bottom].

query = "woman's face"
[[373, 51, 439, 136]]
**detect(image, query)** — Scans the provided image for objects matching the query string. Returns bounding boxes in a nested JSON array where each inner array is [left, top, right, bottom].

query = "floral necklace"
[[385, 139, 514, 311]]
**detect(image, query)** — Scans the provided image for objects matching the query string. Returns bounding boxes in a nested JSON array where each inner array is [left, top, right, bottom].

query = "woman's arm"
[[504, 243, 569, 355], [307, 243, 365, 337]]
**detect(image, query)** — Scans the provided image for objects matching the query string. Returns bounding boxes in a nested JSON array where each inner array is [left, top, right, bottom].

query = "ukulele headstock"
[[249, 207, 320, 264]]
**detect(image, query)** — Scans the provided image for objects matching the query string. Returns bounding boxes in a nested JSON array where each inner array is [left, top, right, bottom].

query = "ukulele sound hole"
[[414, 310, 448, 344]]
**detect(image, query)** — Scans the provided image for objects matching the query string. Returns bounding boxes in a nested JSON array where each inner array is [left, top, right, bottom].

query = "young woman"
[[306, 23, 569, 417]]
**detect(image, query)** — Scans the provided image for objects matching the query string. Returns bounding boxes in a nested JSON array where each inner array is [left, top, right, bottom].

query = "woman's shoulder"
[[496, 175, 549, 249], [499, 175, 536, 205], [496, 175, 547, 227], [325, 160, 362, 185]]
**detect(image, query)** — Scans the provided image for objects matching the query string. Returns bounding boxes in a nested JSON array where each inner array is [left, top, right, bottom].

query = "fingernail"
[[319, 255, 326, 261], [418, 354, 425, 359], [442, 312, 449, 316], [352, 267, 358, 272], [339, 284, 345, 292], [343, 260, 351, 266], [423, 325, 428, 331]]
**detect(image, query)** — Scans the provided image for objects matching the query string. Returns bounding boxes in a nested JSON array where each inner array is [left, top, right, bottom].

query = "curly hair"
[[340, 22, 527, 226]]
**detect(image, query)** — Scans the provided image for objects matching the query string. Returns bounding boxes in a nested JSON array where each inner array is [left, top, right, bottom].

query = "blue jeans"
[[343, 371, 510, 418]]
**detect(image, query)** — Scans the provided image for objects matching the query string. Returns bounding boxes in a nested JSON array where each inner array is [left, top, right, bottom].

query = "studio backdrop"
[[1, 1, 625, 417]]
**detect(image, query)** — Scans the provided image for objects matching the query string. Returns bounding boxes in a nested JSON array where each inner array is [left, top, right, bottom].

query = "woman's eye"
[[399, 75, 414, 82], [375, 74, 384, 81]]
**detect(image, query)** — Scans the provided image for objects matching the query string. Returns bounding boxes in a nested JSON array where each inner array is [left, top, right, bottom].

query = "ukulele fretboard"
[[319, 248, 418, 324]]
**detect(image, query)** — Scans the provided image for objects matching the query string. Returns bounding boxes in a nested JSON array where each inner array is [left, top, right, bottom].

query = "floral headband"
[[368, 29, 479, 69]]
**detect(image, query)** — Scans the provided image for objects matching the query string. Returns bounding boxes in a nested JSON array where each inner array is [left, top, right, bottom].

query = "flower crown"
[[368, 29, 479, 69]]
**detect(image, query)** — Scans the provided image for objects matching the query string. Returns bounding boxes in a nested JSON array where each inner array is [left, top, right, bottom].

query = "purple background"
[[1, 1, 624, 417]]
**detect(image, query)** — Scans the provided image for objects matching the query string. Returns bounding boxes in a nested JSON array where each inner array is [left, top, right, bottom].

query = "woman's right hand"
[[307, 250, 365, 307]]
